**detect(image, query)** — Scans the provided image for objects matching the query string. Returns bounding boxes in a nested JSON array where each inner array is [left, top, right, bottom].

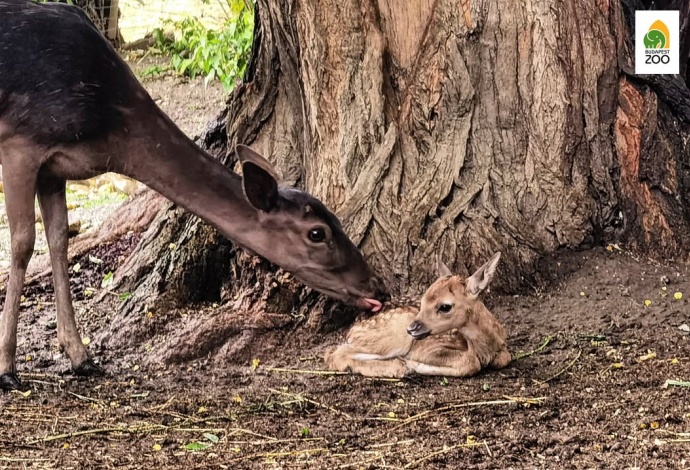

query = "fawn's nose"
[[407, 321, 431, 340]]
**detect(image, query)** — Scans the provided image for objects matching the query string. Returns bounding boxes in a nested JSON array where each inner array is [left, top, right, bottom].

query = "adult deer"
[[325, 252, 511, 378], [0, 1, 387, 390]]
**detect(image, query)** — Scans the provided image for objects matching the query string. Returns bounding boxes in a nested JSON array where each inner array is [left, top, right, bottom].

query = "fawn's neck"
[[460, 306, 506, 366]]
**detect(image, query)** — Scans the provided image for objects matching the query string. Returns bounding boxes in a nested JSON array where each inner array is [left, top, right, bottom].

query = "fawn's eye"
[[437, 303, 453, 314], [308, 228, 326, 243]]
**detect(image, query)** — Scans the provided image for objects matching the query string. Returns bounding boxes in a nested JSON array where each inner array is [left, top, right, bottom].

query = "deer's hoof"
[[0, 373, 24, 392], [74, 359, 105, 377]]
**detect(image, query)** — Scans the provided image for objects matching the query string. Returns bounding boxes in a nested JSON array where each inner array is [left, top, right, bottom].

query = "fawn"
[[325, 252, 511, 378]]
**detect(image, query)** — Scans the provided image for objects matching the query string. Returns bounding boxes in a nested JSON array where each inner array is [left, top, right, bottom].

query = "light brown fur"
[[325, 252, 511, 378]]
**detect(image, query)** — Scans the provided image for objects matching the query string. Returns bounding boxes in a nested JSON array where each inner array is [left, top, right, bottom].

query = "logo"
[[635, 11, 679, 75], [643, 20, 670, 50]]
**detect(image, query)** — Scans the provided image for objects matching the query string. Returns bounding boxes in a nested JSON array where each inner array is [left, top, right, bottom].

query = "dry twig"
[[268, 388, 352, 420], [404, 442, 483, 468], [533, 349, 582, 384], [514, 336, 553, 360], [265, 367, 349, 376], [384, 396, 546, 433]]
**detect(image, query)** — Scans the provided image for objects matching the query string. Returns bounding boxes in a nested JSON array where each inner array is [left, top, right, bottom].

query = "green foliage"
[[151, 0, 254, 90], [138, 64, 168, 79]]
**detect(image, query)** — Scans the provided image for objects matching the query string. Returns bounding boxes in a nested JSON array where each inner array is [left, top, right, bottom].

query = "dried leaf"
[[637, 350, 656, 362]]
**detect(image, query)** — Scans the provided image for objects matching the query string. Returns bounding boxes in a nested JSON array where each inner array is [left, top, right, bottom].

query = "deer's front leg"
[[0, 157, 38, 391], [37, 174, 103, 377]]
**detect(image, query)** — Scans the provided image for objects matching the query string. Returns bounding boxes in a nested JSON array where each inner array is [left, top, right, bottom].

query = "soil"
[[2, 58, 690, 469], [2, 244, 689, 469]]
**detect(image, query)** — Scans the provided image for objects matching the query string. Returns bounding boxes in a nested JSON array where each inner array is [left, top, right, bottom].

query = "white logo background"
[[635, 10, 680, 75]]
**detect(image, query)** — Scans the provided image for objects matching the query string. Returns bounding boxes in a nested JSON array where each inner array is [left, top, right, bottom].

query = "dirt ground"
[[1, 58, 689, 469]]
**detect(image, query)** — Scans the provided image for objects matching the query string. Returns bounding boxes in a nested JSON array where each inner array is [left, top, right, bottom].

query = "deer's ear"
[[434, 257, 453, 277], [237, 145, 281, 212], [236, 144, 281, 181], [465, 252, 501, 299]]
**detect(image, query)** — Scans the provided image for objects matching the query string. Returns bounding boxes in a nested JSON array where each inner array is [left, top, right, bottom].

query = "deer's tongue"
[[364, 298, 383, 313]]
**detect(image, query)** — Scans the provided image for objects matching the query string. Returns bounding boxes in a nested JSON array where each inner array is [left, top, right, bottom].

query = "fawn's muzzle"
[[407, 321, 431, 340]]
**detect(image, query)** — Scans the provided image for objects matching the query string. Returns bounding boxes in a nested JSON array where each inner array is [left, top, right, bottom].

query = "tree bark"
[[94, 0, 690, 363]]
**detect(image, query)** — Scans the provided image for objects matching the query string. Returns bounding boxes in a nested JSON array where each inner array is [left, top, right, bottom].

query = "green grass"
[[65, 187, 127, 210]]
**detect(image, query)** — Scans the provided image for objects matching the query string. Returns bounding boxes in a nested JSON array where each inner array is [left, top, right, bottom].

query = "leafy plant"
[[138, 64, 168, 79], [151, 0, 254, 90]]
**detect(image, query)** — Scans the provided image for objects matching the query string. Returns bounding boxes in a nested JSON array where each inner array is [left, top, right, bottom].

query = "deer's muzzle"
[[407, 321, 431, 340]]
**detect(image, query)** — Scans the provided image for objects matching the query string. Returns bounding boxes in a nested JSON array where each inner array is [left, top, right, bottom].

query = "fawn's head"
[[235, 145, 388, 311], [407, 252, 501, 339]]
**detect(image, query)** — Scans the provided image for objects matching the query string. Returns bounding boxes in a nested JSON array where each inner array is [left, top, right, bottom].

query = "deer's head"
[[407, 252, 501, 339], [235, 145, 388, 311]]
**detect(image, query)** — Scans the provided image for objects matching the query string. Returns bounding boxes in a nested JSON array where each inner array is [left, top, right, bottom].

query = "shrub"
[[151, 0, 254, 90]]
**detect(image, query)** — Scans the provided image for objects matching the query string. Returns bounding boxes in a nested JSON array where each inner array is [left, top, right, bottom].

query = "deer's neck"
[[460, 306, 507, 367], [115, 104, 263, 252]]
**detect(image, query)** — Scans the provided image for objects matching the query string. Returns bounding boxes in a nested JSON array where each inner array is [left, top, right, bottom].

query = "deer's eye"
[[437, 303, 453, 314], [308, 228, 326, 243]]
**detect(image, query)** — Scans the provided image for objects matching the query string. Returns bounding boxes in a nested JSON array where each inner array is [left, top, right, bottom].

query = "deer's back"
[[0, 1, 137, 145], [346, 306, 417, 358]]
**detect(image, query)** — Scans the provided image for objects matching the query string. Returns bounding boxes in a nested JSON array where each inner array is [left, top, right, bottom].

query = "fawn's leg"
[[0, 156, 38, 391], [405, 350, 482, 377], [37, 174, 103, 376], [489, 349, 511, 369], [325, 344, 410, 378]]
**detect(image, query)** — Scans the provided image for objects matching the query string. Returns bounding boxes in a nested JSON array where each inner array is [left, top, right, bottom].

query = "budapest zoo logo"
[[643, 19, 671, 65]]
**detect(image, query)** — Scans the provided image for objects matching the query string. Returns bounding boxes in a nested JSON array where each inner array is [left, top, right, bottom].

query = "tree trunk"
[[94, 0, 690, 364]]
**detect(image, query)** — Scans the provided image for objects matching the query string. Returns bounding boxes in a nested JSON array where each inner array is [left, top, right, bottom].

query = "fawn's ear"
[[434, 257, 453, 277], [236, 145, 280, 212], [465, 252, 501, 299]]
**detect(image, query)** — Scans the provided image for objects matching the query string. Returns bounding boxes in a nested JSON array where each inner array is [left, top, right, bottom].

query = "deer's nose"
[[407, 321, 431, 340], [368, 275, 390, 303]]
